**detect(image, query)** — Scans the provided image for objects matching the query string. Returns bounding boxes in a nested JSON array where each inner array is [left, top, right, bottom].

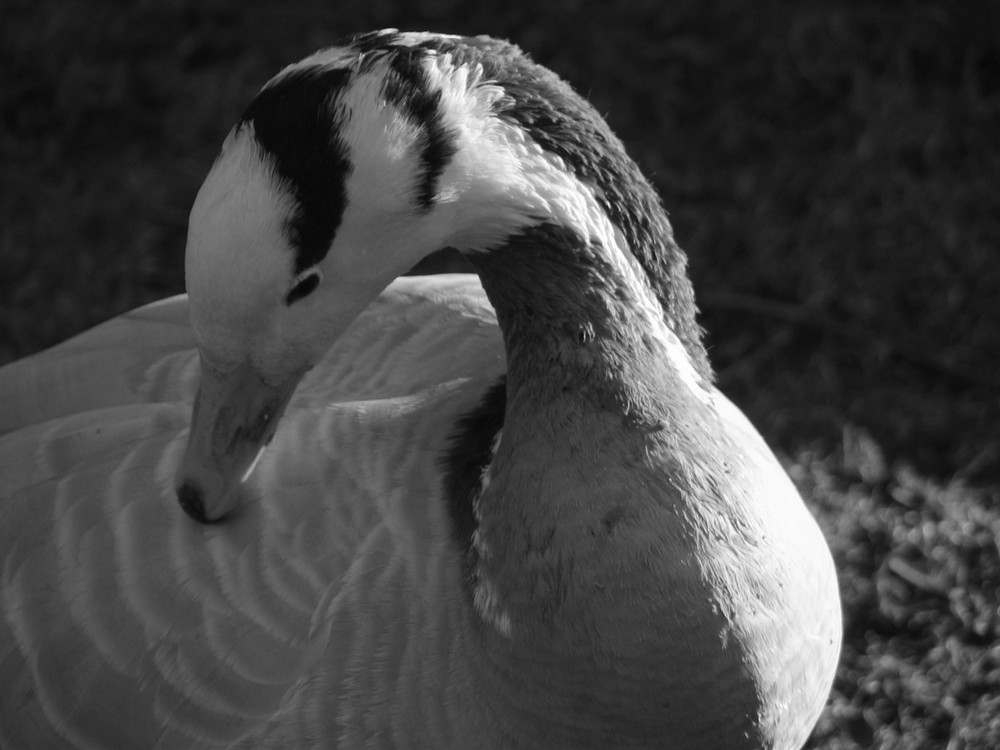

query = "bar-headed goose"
[[0, 30, 840, 750]]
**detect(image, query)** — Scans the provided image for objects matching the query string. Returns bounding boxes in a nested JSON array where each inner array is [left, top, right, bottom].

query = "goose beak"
[[175, 359, 300, 523]]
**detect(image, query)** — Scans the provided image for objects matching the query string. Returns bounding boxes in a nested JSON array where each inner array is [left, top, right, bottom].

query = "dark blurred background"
[[3, 2, 1000, 746]]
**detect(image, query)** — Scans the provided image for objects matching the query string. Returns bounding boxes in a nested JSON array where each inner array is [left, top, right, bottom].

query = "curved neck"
[[470, 222, 709, 417], [465, 220, 715, 627], [448, 225, 756, 745]]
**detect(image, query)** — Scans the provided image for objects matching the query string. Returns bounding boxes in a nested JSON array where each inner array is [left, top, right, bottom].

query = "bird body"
[[0, 31, 840, 749]]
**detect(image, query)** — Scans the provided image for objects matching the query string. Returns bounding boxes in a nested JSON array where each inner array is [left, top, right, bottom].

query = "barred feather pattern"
[[0, 277, 507, 749]]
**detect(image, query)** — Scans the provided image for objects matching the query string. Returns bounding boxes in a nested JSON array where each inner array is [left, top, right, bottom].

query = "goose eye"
[[285, 271, 321, 306]]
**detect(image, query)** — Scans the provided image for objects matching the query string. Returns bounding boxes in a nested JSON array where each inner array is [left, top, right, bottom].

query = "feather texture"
[[0, 277, 839, 748], [0, 278, 506, 748], [1, 30, 840, 749]]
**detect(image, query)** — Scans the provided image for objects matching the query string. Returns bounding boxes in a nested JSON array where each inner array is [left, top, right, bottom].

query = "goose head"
[[176, 30, 707, 522]]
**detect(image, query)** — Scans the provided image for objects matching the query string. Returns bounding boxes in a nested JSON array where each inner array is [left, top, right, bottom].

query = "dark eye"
[[284, 270, 321, 306]]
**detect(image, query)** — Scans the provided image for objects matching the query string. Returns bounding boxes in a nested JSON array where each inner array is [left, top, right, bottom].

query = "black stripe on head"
[[237, 67, 353, 274], [440, 377, 506, 575], [380, 47, 459, 211], [413, 35, 713, 382]]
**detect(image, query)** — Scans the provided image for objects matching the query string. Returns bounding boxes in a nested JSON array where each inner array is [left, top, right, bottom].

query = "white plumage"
[[0, 31, 840, 749]]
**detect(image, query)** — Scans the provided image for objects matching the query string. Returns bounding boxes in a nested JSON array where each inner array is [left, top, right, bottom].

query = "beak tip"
[[177, 479, 229, 525]]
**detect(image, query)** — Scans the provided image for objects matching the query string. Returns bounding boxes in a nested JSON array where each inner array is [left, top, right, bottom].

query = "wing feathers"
[[1, 276, 506, 747]]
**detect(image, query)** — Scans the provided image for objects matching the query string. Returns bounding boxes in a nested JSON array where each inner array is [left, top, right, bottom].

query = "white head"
[[176, 30, 704, 522], [185, 43, 506, 385]]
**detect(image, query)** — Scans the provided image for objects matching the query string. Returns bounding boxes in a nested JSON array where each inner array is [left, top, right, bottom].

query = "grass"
[[799, 440, 1000, 748], [2, 0, 998, 746]]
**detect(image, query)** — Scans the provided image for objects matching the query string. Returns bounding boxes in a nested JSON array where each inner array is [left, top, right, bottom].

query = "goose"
[[0, 30, 841, 749]]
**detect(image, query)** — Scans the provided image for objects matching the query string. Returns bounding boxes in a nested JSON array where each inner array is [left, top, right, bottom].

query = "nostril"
[[177, 480, 212, 524]]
